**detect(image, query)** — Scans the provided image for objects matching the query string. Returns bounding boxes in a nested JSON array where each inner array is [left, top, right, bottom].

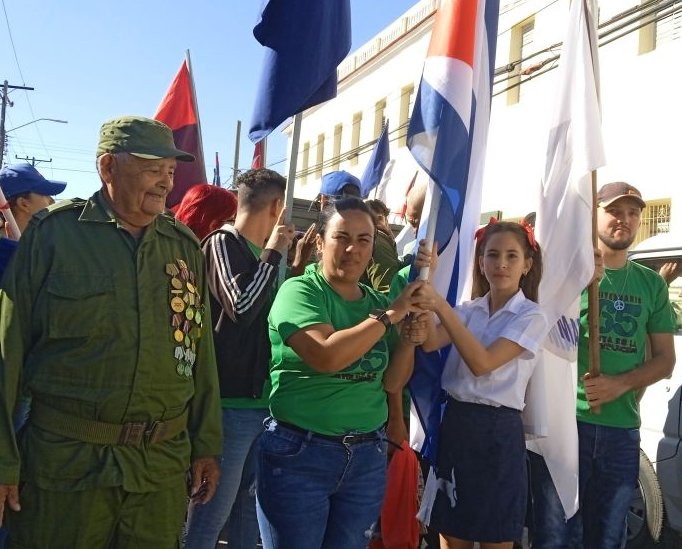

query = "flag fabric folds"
[[526, 0, 605, 518], [248, 0, 352, 143], [154, 60, 206, 208], [406, 0, 500, 462], [360, 123, 390, 198]]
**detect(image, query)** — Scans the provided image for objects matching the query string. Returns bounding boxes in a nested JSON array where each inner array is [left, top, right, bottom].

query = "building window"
[[374, 99, 386, 139], [350, 112, 362, 166], [640, 2, 681, 53], [315, 133, 325, 178], [635, 198, 671, 245], [398, 84, 415, 147], [507, 17, 535, 105], [301, 141, 310, 184], [332, 124, 342, 170]]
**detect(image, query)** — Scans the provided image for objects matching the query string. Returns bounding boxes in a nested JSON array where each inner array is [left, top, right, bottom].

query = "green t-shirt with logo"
[[576, 261, 675, 428], [221, 239, 272, 410], [268, 270, 399, 435]]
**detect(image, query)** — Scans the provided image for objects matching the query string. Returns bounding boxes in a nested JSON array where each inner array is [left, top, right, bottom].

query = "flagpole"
[[588, 169, 601, 413], [278, 112, 302, 283], [418, 181, 441, 281], [585, 0, 602, 413], [185, 50, 206, 182]]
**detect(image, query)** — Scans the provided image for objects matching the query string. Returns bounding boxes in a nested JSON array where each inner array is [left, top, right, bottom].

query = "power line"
[[1, 0, 25, 84], [1, 0, 51, 161], [492, 1, 680, 96]]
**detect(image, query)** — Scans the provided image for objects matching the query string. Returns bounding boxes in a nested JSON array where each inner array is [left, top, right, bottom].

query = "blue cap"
[[0, 163, 67, 199], [320, 170, 360, 197]]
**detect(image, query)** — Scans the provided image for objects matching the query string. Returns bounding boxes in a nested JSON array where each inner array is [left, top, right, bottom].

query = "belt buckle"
[[341, 434, 358, 446], [119, 421, 147, 446], [145, 420, 168, 444]]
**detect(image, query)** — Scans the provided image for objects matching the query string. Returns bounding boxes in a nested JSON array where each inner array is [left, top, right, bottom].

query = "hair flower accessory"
[[520, 220, 539, 251], [474, 217, 498, 244]]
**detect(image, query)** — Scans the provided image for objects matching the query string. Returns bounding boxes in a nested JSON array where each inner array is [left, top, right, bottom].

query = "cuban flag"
[[406, 0, 500, 464]]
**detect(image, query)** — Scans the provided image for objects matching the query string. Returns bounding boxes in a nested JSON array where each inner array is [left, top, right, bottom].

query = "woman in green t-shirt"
[[256, 197, 428, 549]]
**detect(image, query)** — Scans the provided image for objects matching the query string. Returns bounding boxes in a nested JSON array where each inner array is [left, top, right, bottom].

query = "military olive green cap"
[[96, 115, 195, 162]]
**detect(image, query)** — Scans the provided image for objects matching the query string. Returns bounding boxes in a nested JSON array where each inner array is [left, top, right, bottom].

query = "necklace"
[[602, 262, 631, 311]]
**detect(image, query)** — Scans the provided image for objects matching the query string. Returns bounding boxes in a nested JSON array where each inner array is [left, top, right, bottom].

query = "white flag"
[[526, 0, 606, 519]]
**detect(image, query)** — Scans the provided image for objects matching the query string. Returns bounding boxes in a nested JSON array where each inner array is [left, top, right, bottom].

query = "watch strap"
[[369, 309, 392, 330]]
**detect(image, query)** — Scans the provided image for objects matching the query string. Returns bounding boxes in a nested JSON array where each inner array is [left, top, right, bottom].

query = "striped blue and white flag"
[[406, 0, 500, 462]]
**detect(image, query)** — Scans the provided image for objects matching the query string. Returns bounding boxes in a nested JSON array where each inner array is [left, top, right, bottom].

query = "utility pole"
[[15, 155, 51, 167], [233, 120, 241, 186], [0, 80, 35, 168]]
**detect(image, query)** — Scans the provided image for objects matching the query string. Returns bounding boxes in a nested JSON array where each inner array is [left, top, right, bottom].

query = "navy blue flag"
[[406, 0, 500, 464], [249, 0, 352, 143], [360, 122, 390, 198]]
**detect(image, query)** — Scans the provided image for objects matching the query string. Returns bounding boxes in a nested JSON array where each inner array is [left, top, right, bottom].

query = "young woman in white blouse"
[[416, 220, 548, 549]]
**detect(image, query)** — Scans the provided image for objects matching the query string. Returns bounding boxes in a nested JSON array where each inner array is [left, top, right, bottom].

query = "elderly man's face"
[[109, 153, 176, 220]]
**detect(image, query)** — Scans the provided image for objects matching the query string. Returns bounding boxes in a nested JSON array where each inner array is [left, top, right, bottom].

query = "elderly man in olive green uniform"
[[0, 116, 223, 548]]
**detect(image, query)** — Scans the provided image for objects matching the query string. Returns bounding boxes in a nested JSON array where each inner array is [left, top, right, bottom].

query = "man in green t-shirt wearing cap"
[[0, 116, 223, 548]]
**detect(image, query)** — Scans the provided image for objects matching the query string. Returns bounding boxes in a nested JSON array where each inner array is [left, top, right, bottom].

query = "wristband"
[[369, 309, 392, 330]]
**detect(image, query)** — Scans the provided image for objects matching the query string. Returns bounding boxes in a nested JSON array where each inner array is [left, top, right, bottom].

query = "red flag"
[[154, 59, 206, 207], [252, 139, 266, 169]]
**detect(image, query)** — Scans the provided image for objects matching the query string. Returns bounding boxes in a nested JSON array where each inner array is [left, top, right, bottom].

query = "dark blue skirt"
[[429, 397, 527, 543]]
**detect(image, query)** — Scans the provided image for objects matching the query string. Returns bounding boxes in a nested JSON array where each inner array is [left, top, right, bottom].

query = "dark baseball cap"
[[96, 115, 194, 161], [0, 163, 67, 199], [597, 182, 646, 209], [320, 170, 361, 197]]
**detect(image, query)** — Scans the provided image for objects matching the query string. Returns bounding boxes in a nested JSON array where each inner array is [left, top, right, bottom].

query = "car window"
[[633, 257, 682, 330]]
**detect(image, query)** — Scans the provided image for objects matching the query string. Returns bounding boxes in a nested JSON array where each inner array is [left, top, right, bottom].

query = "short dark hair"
[[318, 197, 376, 238], [235, 168, 286, 212], [364, 199, 390, 218]]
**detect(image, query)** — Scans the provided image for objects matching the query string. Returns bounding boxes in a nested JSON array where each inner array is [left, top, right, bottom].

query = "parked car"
[[627, 233, 682, 548]]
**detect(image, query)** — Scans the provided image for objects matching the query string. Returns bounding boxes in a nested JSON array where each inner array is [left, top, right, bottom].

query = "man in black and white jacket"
[[184, 168, 294, 548]]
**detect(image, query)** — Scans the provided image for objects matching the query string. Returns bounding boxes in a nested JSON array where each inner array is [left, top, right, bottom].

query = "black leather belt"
[[275, 419, 381, 446]]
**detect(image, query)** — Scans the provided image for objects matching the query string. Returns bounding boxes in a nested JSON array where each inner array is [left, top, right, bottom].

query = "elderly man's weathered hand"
[[0, 484, 20, 526], [583, 372, 628, 408], [189, 457, 220, 505], [400, 312, 429, 346]]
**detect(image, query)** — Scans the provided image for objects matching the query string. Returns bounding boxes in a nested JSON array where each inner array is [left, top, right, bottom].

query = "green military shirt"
[[364, 228, 403, 294], [0, 190, 222, 492]]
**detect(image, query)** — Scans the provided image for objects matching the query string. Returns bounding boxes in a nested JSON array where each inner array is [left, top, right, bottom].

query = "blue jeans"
[[184, 407, 268, 549], [528, 421, 640, 549], [256, 418, 387, 549]]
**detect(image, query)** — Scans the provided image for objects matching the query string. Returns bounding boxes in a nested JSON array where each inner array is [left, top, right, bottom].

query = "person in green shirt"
[[256, 197, 430, 549], [0, 116, 223, 548], [530, 182, 676, 548]]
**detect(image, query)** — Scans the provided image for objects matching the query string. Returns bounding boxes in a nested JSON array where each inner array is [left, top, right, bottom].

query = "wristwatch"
[[369, 309, 392, 330]]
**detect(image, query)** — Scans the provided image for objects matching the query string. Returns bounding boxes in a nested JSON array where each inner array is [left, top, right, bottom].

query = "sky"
[[0, 0, 418, 199]]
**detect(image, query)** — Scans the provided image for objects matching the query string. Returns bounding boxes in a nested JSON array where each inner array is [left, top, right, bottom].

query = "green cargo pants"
[[6, 476, 187, 548]]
